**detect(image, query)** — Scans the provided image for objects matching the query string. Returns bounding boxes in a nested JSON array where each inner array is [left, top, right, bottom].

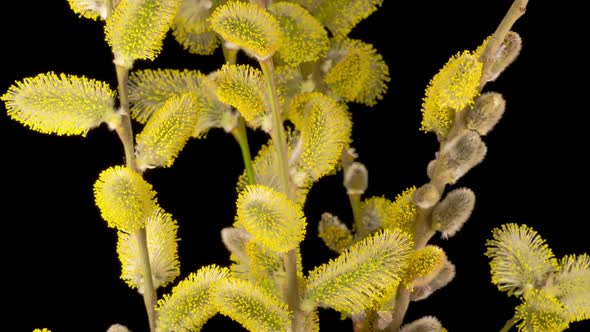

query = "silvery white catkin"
[[439, 131, 487, 183], [413, 183, 441, 209], [400, 316, 444, 332], [411, 260, 456, 301], [221, 227, 253, 263], [466, 92, 506, 136], [432, 188, 476, 238], [343, 161, 369, 195]]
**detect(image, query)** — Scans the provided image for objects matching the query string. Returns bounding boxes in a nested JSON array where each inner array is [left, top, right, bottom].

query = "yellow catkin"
[[288, 92, 352, 186], [403, 246, 447, 288], [212, 278, 292, 332], [515, 289, 569, 332], [236, 185, 306, 253], [324, 38, 389, 106], [93, 165, 157, 233], [68, 0, 108, 20], [318, 212, 353, 253], [383, 187, 418, 236], [106, 0, 182, 68], [306, 0, 383, 37], [135, 93, 199, 171], [268, 2, 328, 66], [550, 254, 590, 322], [485, 223, 558, 296], [171, 0, 220, 55], [420, 51, 483, 137], [156, 265, 230, 331], [213, 64, 269, 129], [117, 207, 180, 292], [304, 229, 413, 315], [208, 1, 282, 60], [1, 72, 118, 136]]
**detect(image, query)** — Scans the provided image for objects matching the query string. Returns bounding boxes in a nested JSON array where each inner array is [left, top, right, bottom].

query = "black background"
[[2, 1, 588, 331]]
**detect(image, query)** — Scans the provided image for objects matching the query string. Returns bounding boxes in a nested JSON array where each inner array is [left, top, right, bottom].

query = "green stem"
[[499, 316, 518, 332], [114, 64, 157, 332], [348, 193, 363, 236], [259, 57, 302, 330], [231, 117, 256, 185]]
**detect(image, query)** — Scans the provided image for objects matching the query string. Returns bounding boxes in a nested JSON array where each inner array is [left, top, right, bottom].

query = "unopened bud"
[[411, 260, 456, 301], [221, 227, 253, 263], [439, 131, 487, 183], [466, 92, 506, 136], [412, 183, 441, 209], [400, 316, 444, 332], [487, 31, 522, 82], [432, 188, 475, 239], [318, 212, 353, 253], [344, 162, 369, 195], [426, 158, 438, 179], [106, 324, 130, 332]]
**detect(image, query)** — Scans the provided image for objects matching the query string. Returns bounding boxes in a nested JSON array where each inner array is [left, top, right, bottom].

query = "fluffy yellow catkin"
[[93, 166, 157, 233], [106, 0, 182, 68], [515, 289, 569, 332], [208, 1, 282, 60], [1, 72, 119, 136]]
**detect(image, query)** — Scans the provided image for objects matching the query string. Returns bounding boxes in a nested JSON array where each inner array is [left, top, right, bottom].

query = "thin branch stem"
[[386, 1, 529, 330], [231, 117, 256, 185], [259, 57, 303, 331], [114, 64, 157, 332]]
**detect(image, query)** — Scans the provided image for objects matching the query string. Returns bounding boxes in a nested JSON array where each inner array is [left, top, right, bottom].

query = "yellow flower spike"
[[117, 207, 180, 292], [128, 68, 204, 123], [383, 186, 418, 236], [324, 38, 390, 106], [289, 92, 352, 186], [420, 51, 483, 137], [236, 136, 310, 206], [93, 165, 157, 233], [1, 72, 119, 136], [400, 316, 444, 332], [68, 0, 109, 20], [305, 0, 383, 37], [485, 223, 558, 296], [549, 254, 590, 322], [212, 64, 271, 130], [268, 2, 329, 66], [358, 196, 396, 238], [105, 0, 182, 68], [32, 329, 51, 332], [515, 289, 569, 332], [245, 241, 284, 296], [156, 265, 230, 331], [135, 93, 199, 171], [304, 229, 413, 315], [212, 278, 292, 332], [318, 212, 353, 253], [403, 246, 447, 289], [171, 0, 220, 55], [235, 184, 306, 253], [208, 1, 282, 60]]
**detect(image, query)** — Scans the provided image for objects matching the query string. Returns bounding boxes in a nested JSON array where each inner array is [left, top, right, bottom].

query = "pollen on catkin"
[[93, 165, 157, 233], [485, 223, 558, 296], [212, 64, 269, 130], [550, 254, 590, 322], [288, 92, 352, 186], [403, 246, 447, 289], [135, 93, 199, 171], [318, 212, 353, 253], [208, 1, 282, 60], [106, 0, 182, 68], [236, 185, 306, 253], [156, 265, 230, 331], [307, 0, 383, 37], [212, 278, 292, 332], [515, 289, 569, 332], [383, 187, 418, 236], [324, 38, 389, 106], [1, 72, 118, 136], [420, 51, 483, 137], [117, 207, 180, 292], [304, 229, 413, 315], [268, 2, 329, 66], [171, 0, 220, 55]]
